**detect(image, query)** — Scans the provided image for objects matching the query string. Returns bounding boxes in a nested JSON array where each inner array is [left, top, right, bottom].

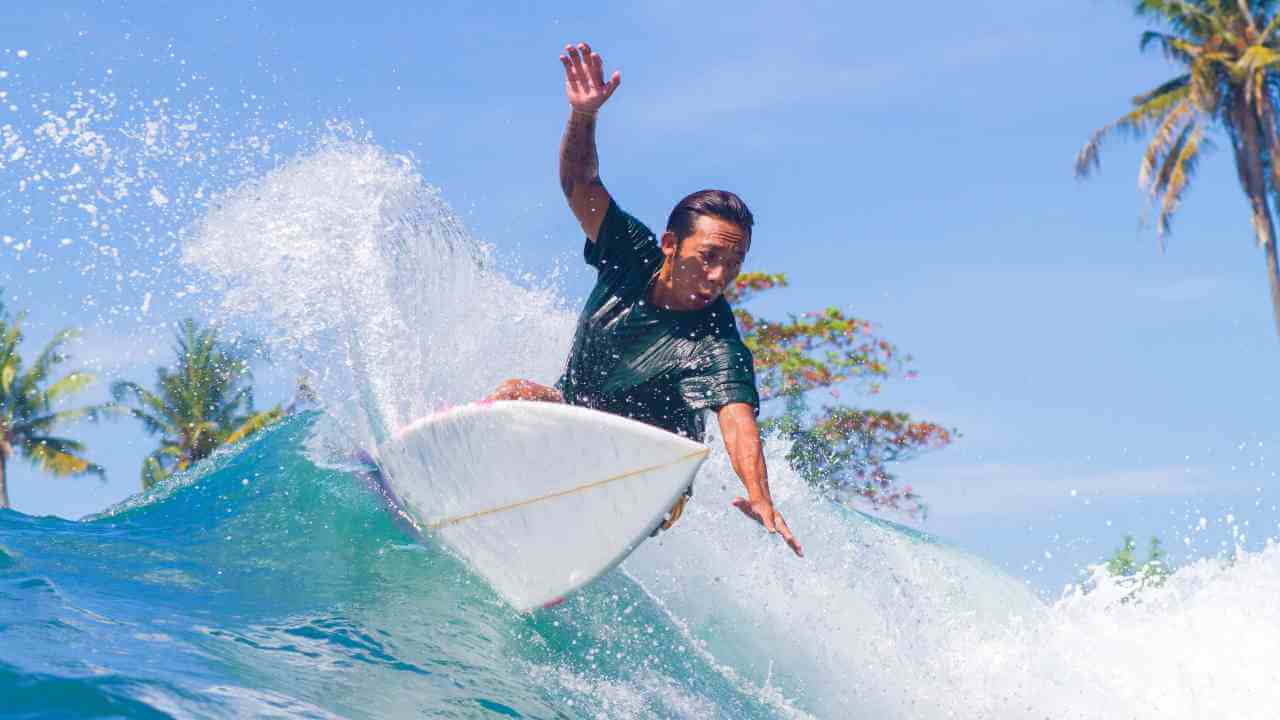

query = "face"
[[659, 214, 749, 311]]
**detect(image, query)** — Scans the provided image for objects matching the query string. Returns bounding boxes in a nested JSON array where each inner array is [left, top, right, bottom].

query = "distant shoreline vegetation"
[[2, 273, 957, 522], [0, 307, 306, 509], [109, 319, 287, 490], [0, 300, 106, 509]]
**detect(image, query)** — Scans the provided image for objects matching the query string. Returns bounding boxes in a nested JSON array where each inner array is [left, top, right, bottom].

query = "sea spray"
[[182, 141, 573, 451], [3, 59, 1278, 711], [175, 141, 1280, 718]]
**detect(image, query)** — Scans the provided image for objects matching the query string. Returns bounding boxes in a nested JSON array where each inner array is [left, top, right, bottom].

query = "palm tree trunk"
[[1256, 97, 1280, 339], [0, 442, 9, 510], [1228, 98, 1280, 336], [1266, 238, 1280, 337]]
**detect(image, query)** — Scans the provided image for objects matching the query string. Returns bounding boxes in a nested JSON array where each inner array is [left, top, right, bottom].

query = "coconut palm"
[[1076, 0, 1280, 336], [111, 319, 282, 490], [0, 303, 104, 509]]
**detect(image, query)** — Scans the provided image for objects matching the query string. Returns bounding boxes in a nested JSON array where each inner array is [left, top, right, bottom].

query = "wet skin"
[[650, 215, 749, 312]]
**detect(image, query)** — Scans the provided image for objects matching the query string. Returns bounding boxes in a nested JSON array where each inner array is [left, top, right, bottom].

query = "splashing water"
[[183, 140, 572, 450], [174, 142, 1280, 717], [2, 56, 1279, 715]]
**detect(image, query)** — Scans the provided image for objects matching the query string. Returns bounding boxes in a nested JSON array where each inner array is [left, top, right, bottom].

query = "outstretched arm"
[[559, 42, 620, 242], [717, 402, 804, 557]]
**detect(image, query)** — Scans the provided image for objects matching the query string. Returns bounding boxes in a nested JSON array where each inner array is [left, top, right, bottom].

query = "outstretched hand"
[[732, 496, 804, 557], [560, 42, 620, 115]]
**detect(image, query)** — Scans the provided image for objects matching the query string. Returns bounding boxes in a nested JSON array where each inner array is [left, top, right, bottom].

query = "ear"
[[659, 230, 679, 259]]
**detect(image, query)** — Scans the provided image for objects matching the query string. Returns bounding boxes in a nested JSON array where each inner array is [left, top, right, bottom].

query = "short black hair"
[[665, 189, 754, 246]]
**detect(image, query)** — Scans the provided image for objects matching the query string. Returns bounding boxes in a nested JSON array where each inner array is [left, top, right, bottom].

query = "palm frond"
[[141, 453, 173, 490], [1140, 101, 1195, 186], [17, 329, 77, 397], [1189, 55, 1226, 110], [1142, 122, 1198, 241], [43, 371, 95, 404], [0, 360, 15, 398], [1136, 0, 1232, 41], [111, 380, 177, 428], [1157, 124, 1206, 240], [223, 406, 284, 446], [109, 404, 175, 437], [1077, 77, 1192, 177], [23, 435, 104, 478], [1140, 30, 1202, 63], [13, 406, 105, 437], [117, 319, 273, 482], [1260, 8, 1280, 42], [0, 309, 27, 369], [1232, 0, 1259, 34]]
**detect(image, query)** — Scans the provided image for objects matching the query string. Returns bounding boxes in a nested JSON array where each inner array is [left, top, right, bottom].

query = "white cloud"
[[903, 461, 1228, 518]]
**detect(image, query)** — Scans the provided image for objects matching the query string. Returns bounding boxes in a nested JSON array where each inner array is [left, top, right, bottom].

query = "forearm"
[[719, 405, 772, 501], [728, 434, 770, 501], [559, 110, 600, 198], [718, 402, 803, 556]]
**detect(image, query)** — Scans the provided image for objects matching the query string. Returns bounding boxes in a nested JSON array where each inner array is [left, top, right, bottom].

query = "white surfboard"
[[373, 400, 710, 612]]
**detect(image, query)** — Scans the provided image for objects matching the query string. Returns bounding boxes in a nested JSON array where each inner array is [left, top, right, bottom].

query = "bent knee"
[[489, 379, 526, 400], [488, 379, 562, 403]]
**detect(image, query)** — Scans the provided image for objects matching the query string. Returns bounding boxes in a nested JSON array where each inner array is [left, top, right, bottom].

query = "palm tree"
[[0, 303, 105, 509], [1076, 0, 1280, 336], [111, 319, 283, 490]]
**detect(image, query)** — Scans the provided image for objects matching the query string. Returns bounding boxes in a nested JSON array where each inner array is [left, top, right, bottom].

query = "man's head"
[[658, 189, 753, 311]]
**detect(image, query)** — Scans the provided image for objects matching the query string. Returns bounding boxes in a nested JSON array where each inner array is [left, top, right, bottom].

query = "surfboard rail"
[[374, 400, 710, 612]]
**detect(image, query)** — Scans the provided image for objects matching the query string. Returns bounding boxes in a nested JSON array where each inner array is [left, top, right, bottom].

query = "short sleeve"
[[584, 200, 660, 273], [678, 339, 760, 414]]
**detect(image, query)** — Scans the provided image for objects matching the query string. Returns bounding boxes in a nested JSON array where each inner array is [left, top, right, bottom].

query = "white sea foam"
[[181, 141, 1280, 719], [183, 141, 573, 449], [629, 431, 1280, 718], [2, 45, 1273, 718]]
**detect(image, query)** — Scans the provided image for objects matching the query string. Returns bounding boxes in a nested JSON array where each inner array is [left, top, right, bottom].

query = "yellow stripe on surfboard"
[[425, 447, 710, 531]]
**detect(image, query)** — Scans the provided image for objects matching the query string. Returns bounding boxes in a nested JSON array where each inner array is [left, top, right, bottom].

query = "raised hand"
[[560, 42, 620, 115]]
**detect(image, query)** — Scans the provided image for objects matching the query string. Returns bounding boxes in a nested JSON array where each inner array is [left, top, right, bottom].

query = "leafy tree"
[[1103, 534, 1171, 597], [727, 273, 954, 517], [0, 302, 104, 509], [111, 319, 283, 490], [1076, 0, 1280, 336]]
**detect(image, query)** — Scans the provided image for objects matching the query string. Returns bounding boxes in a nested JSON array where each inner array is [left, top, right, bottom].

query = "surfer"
[[487, 42, 802, 558]]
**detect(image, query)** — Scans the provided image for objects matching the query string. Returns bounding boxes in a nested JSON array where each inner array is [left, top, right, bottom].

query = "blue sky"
[[3, 0, 1279, 593]]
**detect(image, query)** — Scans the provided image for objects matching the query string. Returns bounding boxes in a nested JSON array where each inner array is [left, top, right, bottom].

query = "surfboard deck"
[[373, 400, 709, 612]]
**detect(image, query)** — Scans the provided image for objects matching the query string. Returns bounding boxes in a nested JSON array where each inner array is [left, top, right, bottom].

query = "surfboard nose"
[[376, 400, 710, 612]]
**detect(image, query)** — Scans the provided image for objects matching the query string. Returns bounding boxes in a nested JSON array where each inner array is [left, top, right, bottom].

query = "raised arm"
[[718, 402, 803, 557], [559, 42, 620, 242]]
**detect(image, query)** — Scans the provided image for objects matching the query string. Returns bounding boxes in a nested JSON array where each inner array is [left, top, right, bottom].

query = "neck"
[[648, 265, 691, 312]]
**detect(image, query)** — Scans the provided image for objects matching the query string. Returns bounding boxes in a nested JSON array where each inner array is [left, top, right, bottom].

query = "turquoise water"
[[0, 414, 789, 718], [8, 412, 1280, 719], [5, 130, 1280, 718]]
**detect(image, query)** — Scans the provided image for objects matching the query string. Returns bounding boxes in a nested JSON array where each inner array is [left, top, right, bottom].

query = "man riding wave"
[[488, 42, 802, 557]]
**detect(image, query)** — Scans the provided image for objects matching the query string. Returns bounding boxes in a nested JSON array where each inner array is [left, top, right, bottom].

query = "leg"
[[485, 378, 564, 403]]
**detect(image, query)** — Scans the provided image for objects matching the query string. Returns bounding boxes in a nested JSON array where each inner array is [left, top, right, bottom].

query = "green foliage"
[[727, 273, 955, 518], [111, 319, 283, 490], [1103, 534, 1172, 599], [1078, 0, 1280, 333], [0, 299, 106, 508]]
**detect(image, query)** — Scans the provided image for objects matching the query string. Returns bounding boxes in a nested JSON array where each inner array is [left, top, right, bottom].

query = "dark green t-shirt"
[[556, 200, 759, 440]]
